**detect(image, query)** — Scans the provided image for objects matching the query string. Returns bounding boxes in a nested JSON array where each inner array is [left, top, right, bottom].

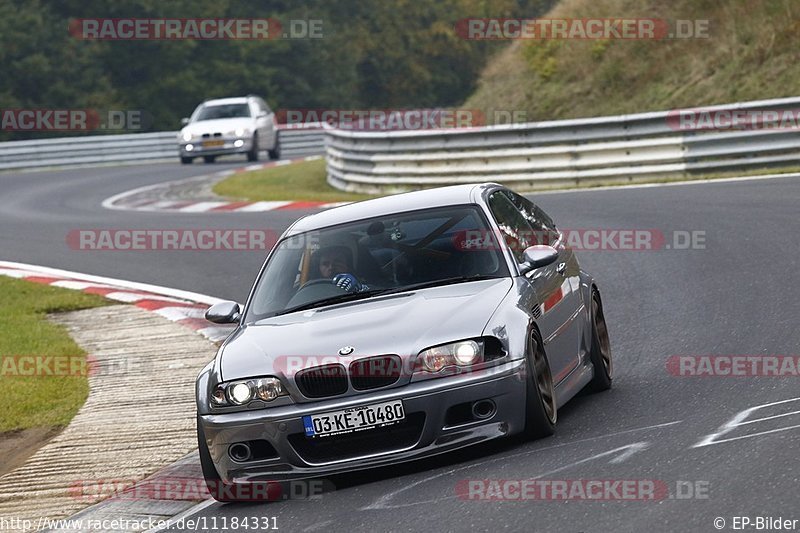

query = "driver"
[[314, 245, 369, 293]]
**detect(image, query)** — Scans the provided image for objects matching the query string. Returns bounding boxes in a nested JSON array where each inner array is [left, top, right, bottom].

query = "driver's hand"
[[332, 273, 368, 293]]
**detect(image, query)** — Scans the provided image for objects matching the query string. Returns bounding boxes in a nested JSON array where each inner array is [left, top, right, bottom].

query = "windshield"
[[194, 103, 251, 121], [245, 205, 509, 321]]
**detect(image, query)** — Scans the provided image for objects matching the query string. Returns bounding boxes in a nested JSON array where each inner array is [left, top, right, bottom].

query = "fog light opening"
[[229, 442, 253, 462], [472, 399, 496, 420]]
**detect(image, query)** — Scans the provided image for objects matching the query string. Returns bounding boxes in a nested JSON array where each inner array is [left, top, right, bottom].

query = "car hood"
[[219, 278, 513, 381], [181, 117, 254, 136]]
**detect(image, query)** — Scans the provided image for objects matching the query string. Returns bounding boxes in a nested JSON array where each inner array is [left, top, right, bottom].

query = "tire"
[[523, 329, 557, 439], [268, 140, 280, 160], [587, 289, 613, 392], [180, 156, 193, 164], [247, 133, 259, 162], [203, 155, 216, 164]]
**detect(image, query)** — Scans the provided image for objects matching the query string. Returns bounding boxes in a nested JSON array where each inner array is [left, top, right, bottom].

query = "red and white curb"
[[102, 155, 348, 213], [0, 261, 235, 342]]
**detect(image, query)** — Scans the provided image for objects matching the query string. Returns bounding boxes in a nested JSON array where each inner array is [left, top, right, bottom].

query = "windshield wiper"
[[272, 275, 500, 317], [377, 274, 501, 296], [273, 289, 386, 316]]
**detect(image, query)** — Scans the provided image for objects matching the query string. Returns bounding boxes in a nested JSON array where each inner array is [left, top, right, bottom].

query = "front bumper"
[[199, 358, 527, 482], [179, 137, 252, 157]]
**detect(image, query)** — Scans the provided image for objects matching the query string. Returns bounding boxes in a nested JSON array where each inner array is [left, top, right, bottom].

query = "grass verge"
[[212, 158, 376, 203], [0, 277, 108, 433]]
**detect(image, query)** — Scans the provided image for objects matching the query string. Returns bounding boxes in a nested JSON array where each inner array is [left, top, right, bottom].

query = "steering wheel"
[[298, 278, 341, 291]]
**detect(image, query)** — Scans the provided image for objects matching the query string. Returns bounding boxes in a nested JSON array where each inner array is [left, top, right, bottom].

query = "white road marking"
[[50, 280, 115, 290], [142, 498, 216, 533], [178, 201, 229, 212], [531, 171, 800, 196], [693, 396, 800, 448], [234, 200, 292, 212], [154, 306, 206, 321], [0, 260, 228, 306], [530, 441, 650, 478], [362, 420, 679, 511], [303, 519, 335, 532]]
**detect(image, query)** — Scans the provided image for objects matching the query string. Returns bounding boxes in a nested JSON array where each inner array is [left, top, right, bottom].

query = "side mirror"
[[181, 117, 190, 126], [519, 245, 559, 274], [205, 301, 242, 324], [257, 110, 268, 118]]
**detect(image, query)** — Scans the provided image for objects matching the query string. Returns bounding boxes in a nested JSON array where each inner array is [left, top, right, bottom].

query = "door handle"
[[556, 262, 567, 275]]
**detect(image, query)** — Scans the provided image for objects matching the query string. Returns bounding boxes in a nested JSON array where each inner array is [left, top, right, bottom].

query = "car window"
[[245, 205, 508, 321], [258, 98, 271, 114], [505, 191, 560, 246], [195, 103, 251, 121], [487, 190, 537, 263]]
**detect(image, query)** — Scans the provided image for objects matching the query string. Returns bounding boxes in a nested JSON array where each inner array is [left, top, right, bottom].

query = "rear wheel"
[[587, 289, 612, 392], [268, 139, 280, 160], [523, 329, 557, 439], [203, 155, 216, 164]]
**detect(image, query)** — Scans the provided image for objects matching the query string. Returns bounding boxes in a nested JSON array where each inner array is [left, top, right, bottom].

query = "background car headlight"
[[233, 127, 249, 137], [181, 131, 193, 142], [418, 340, 483, 372], [211, 376, 288, 407]]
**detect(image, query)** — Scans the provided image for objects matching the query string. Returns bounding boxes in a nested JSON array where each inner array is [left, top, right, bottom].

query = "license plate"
[[303, 400, 405, 438], [202, 140, 224, 148]]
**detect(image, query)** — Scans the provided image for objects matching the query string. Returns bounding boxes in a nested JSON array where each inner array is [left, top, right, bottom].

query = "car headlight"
[[181, 131, 193, 142], [418, 340, 483, 373], [211, 376, 288, 407], [233, 128, 249, 137]]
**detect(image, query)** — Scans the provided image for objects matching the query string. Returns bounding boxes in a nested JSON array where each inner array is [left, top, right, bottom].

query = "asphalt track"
[[1, 162, 798, 532]]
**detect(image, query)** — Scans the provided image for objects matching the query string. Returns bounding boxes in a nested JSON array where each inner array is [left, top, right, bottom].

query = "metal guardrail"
[[324, 97, 800, 192], [0, 125, 325, 171], [277, 124, 326, 159]]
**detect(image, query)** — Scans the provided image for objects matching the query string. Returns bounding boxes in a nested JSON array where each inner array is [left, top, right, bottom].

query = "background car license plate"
[[202, 140, 224, 147], [303, 400, 405, 438]]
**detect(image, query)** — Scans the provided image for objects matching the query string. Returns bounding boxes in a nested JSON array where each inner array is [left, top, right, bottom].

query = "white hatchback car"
[[178, 96, 279, 164]]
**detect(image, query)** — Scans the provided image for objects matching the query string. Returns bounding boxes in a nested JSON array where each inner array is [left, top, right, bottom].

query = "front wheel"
[[247, 133, 260, 162], [180, 156, 193, 164], [586, 289, 612, 392], [523, 329, 557, 440]]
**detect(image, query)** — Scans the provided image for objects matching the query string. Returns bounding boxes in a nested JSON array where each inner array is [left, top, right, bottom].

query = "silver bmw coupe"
[[197, 183, 612, 501]]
